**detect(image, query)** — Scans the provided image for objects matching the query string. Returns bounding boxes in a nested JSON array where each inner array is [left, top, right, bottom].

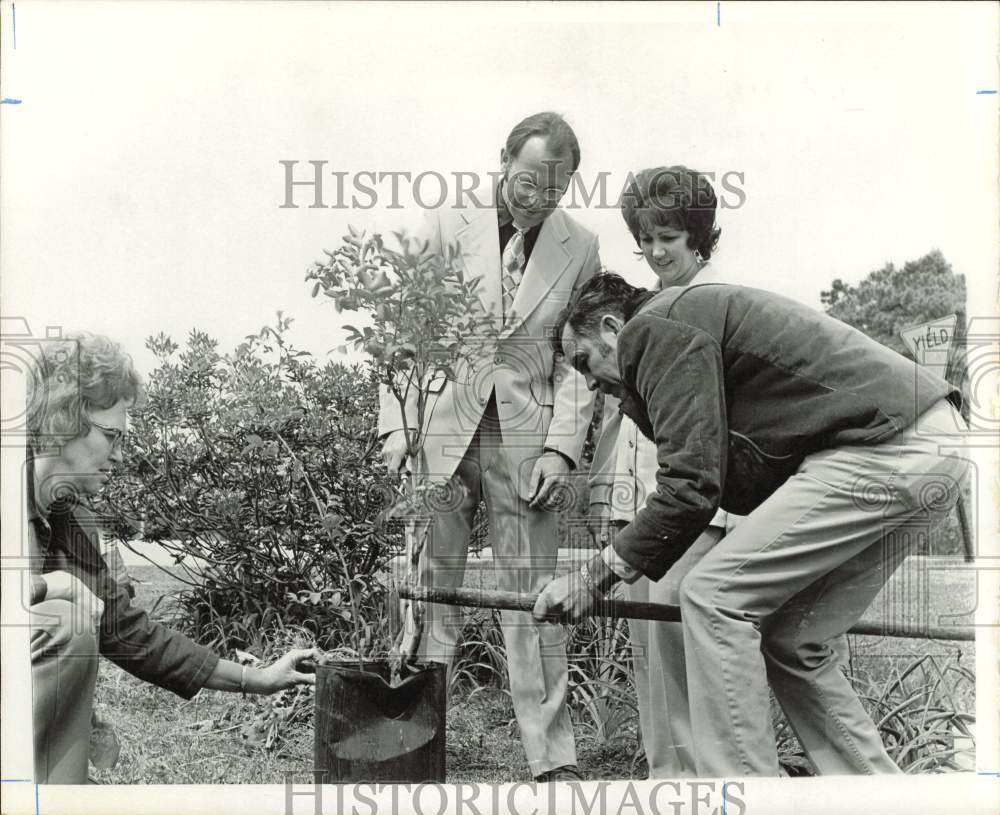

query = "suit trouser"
[[625, 528, 719, 778], [414, 400, 575, 776], [678, 398, 970, 775], [31, 599, 100, 784]]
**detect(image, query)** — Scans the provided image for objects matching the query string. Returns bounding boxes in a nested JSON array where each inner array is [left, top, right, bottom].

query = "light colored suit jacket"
[[378, 196, 601, 499]]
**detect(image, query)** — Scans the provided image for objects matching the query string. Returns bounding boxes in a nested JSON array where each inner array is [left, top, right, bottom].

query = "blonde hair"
[[27, 332, 143, 452]]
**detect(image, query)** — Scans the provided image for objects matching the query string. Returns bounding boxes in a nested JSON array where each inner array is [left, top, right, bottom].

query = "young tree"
[[306, 227, 499, 664]]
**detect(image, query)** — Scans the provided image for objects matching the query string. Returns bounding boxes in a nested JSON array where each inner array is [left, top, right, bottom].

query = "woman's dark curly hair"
[[620, 165, 721, 260]]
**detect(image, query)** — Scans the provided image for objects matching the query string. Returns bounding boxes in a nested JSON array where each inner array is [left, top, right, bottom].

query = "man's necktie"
[[501, 227, 527, 326]]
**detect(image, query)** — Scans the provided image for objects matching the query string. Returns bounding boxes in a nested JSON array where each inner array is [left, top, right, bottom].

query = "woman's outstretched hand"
[[258, 647, 321, 693]]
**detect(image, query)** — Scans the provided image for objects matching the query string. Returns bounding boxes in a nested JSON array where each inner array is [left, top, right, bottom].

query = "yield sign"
[[899, 314, 957, 365]]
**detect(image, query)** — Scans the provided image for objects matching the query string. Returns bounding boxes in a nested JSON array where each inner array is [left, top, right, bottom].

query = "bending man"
[[535, 274, 969, 776]]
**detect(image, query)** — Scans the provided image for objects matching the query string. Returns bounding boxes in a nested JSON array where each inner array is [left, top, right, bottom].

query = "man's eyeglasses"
[[91, 420, 127, 450], [508, 172, 566, 207]]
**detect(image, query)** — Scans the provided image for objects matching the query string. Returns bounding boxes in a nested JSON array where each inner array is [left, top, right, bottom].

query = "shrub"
[[97, 315, 402, 656]]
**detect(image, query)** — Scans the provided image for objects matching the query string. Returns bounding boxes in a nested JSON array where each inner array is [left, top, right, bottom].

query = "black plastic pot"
[[313, 660, 447, 783]]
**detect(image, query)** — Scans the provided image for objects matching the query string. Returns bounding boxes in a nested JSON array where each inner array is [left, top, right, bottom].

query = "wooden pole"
[[397, 584, 975, 642], [956, 495, 975, 563], [399, 583, 679, 621]]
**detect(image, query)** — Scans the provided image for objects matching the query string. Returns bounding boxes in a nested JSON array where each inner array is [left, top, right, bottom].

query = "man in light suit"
[[378, 112, 600, 781]]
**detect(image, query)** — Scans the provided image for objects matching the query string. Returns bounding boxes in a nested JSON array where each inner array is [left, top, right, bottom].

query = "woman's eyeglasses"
[[91, 420, 127, 450]]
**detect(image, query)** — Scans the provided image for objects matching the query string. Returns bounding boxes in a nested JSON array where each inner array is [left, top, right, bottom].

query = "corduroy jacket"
[[612, 283, 959, 580]]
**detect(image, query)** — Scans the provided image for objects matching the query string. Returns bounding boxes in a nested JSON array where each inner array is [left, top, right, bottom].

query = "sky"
[[2, 1, 998, 377]]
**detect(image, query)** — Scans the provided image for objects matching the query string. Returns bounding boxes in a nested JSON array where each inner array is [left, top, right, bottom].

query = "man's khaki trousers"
[[411, 397, 575, 778], [677, 399, 970, 775]]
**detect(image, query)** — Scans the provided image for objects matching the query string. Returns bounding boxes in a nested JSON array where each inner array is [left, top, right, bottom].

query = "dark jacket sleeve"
[[99, 582, 219, 700], [611, 315, 726, 580]]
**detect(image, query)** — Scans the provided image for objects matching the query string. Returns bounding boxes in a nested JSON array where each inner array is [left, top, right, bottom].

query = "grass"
[[92, 668, 639, 784], [92, 557, 976, 783], [93, 565, 641, 783], [92, 566, 310, 784]]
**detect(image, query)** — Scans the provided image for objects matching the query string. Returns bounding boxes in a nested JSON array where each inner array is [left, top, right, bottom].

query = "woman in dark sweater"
[[26, 332, 318, 783]]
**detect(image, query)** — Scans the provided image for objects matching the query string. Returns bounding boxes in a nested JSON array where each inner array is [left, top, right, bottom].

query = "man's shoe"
[[534, 764, 583, 783]]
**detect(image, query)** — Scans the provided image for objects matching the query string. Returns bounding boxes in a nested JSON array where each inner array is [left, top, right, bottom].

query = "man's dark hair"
[[550, 273, 647, 355], [504, 111, 581, 172]]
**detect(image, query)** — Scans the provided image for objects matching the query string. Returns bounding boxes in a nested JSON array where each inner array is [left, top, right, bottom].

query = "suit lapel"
[[506, 210, 572, 334], [454, 208, 502, 319]]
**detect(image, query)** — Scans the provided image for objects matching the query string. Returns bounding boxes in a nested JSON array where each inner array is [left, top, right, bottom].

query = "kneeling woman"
[[26, 332, 318, 783]]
